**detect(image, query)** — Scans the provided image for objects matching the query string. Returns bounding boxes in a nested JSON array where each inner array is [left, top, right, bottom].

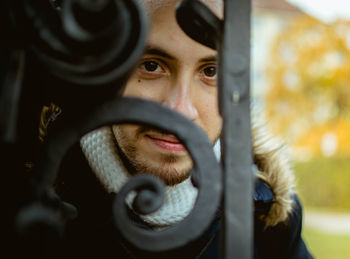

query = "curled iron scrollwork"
[[120, 174, 165, 216], [10, 0, 148, 85], [26, 97, 221, 251]]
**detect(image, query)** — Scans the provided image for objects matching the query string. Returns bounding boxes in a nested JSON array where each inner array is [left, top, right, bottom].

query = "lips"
[[146, 134, 186, 152]]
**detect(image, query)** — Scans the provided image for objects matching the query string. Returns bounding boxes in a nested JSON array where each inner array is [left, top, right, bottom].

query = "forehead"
[[143, 0, 217, 61]]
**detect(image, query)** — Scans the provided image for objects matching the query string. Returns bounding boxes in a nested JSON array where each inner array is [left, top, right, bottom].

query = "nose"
[[163, 78, 199, 121]]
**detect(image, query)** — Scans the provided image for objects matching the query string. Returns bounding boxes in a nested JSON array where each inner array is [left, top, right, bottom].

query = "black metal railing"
[[1, 0, 253, 258]]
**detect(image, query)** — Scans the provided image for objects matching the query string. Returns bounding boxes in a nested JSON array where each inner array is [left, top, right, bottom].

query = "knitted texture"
[[80, 126, 200, 227]]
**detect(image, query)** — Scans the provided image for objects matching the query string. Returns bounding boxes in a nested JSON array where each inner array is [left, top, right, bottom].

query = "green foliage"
[[294, 156, 350, 210], [303, 227, 350, 259]]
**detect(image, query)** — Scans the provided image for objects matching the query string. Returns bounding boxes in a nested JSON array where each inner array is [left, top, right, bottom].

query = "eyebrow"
[[144, 45, 217, 63], [144, 46, 176, 60], [199, 55, 217, 63]]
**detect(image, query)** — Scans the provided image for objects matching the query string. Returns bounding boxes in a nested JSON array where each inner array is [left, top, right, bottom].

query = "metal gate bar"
[[219, 0, 253, 258]]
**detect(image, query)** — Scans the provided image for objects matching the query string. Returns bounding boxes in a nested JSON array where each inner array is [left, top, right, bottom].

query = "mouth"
[[146, 133, 186, 152]]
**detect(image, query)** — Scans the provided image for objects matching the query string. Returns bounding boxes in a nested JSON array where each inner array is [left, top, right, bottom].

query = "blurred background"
[[251, 0, 350, 258]]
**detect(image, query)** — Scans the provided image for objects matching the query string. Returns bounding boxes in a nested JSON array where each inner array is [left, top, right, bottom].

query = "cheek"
[[197, 95, 222, 140], [123, 76, 168, 102], [113, 124, 138, 143], [206, 110, 222, 139], [122, 77, 143, 97]]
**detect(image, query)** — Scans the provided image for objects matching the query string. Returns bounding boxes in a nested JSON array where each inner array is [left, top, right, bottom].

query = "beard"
[[112, 124, 193, 186]]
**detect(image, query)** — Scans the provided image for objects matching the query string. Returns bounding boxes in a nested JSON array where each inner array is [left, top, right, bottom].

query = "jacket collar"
[[252, 120, 295, 227]]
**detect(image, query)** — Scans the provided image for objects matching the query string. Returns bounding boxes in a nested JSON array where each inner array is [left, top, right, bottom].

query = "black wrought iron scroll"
[[26, 97, 221, 251], [1, 0, 150, 252], [9, 0, 147, 85]]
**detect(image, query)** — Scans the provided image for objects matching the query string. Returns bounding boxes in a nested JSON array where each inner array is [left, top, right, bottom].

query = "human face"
[[112, 0, 222, 185]]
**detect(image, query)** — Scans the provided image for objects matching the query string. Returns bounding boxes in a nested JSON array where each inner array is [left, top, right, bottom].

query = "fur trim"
[[252, 119, 295, 228]]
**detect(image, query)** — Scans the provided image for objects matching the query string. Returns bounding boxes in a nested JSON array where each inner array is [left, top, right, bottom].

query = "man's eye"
[[141, 61, 162, 72], [202, 66, 217, 78]]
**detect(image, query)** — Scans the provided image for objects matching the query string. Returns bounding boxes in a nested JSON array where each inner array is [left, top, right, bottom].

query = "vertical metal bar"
[[219, 0, 253, 258], [0, 50, 25, 143]]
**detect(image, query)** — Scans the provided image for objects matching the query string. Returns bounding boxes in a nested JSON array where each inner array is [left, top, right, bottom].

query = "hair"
[[140, 0, 223, 18]]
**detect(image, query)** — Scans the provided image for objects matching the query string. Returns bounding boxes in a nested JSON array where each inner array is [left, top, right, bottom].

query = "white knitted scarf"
[[80, 126, 220, 227]]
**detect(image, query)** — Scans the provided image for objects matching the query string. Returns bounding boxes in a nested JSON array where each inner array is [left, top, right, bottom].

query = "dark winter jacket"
[[43, 139, 313, 259], [16, 116, 313, 258]]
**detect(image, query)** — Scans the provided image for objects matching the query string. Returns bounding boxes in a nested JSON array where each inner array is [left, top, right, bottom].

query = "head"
[[112, 0, 223, 185]]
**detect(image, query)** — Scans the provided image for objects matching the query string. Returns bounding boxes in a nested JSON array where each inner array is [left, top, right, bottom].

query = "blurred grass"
[[295, 156, 350, 258], [294, 156, 350, 210], [303, 227, 350, 259]]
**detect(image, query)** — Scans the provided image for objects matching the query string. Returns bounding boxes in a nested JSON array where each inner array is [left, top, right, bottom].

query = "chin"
[[140, 160, 193, 186]]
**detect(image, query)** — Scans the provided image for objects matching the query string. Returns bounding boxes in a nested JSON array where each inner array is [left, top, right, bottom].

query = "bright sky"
[[287, 0, 350, 23]]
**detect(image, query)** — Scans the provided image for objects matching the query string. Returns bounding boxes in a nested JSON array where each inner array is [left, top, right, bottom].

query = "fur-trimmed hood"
[[252, 120, 295, 228]]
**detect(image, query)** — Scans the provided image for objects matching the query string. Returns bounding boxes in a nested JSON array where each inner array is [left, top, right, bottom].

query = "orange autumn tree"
[[265, 16, 350, 156]]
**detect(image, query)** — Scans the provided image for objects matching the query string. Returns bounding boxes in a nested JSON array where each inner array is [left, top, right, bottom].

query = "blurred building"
[[251, 0, 306, 106]]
